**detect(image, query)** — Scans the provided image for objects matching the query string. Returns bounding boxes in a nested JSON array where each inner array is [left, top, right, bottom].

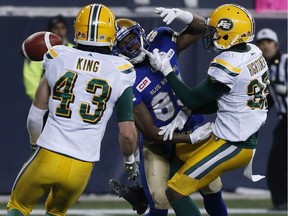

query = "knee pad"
[[201, 177, 222, 194]]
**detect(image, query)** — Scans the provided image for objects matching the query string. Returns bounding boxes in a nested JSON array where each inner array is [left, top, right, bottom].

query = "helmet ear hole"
[[223, 35, 229, 40]]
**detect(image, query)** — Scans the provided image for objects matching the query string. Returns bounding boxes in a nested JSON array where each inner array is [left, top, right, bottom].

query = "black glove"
[[125, 161, 139, 181]]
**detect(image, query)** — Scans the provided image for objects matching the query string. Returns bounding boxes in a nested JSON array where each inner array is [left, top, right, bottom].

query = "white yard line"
[[0, 208, 286, 215]]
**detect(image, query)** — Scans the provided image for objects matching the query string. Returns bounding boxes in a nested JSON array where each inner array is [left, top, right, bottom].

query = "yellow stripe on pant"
[[7, 148, 93, 216], [168, 135, 253, 196]]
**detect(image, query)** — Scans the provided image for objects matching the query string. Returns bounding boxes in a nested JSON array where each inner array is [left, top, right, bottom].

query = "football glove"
[[141, 48, 174, 76], [155, 7, 193, 25], [189, 122, 214, 144], [125, 161, 139, 181], [158, 109, 188, 141]]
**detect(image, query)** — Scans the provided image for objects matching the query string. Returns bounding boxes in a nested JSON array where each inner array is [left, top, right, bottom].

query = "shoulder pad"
[[45, 45, 67, 60], [210, 54, 241, 77]]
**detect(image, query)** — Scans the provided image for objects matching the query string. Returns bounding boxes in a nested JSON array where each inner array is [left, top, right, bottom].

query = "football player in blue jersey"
[[109, 7, 228, 216]]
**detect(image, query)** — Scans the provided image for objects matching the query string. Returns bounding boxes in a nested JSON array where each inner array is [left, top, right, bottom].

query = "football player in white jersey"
[[7, 4, 138, 216], [143, 4, 269, 216]]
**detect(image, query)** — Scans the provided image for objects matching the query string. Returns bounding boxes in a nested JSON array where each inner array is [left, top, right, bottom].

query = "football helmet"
[[114, 18, 149, 64], [74, 4, 116, 49], [203, 4, 255, 50]]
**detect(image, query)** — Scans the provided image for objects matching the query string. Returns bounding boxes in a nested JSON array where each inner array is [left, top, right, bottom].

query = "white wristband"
[[181, 10, 194, 25], [27, 104, 47, 144], [124, 154, 135, 164], [162, 66, 174, 76]]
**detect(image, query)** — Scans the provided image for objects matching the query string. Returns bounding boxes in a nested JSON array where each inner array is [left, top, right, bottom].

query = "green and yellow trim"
[[117, 63, 134, 74], [211, 58, 240, 77]]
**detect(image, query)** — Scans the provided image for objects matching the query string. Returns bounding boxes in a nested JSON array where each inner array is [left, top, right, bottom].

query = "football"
[[21, 31, 62, 61]]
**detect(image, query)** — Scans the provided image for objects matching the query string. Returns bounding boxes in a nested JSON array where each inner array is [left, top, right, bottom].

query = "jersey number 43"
[[52, 71, 111, 124]]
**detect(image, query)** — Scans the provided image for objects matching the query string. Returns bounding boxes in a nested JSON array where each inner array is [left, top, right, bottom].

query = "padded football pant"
[[142, 145, 223, 209], [168, 135, 253, 196], [7, 147, 93, 216]]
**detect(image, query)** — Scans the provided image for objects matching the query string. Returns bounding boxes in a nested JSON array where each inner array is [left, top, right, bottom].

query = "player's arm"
[[154, 7, 205, 54], [176, 13, 206, 53], [166, 74, 229, 112], [142, 49, 229, 111], [115, 87, 138, 180], [27, 76, 49, 150], [133, 102, 191, 144]]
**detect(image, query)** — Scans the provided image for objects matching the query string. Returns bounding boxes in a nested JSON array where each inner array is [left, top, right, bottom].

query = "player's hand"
[[158, 110, 188, 141], [155, 7, 193, 25], [189, 122, 214, 144], [141, 48, 174, 76], [125, 162, 139, 181]]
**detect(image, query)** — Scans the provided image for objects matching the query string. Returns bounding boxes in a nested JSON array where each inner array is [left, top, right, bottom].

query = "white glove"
[[189, 122, 214, 144], [158, 110, 188, 141], [141, 48, 174, 76], [155, 7, 193, 25]]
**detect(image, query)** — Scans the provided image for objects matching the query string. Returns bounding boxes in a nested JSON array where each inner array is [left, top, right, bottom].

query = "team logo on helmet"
[[217, 19, 233, 31]]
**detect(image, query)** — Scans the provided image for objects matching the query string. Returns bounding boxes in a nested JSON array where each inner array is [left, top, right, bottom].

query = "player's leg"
[[167, 136, 253, 215], [7, 148, 53, 216], [45, 154, 93, 216], [175, 143, 227, 215], [140, 146, 170, 216], [200, 177, 227, 216]]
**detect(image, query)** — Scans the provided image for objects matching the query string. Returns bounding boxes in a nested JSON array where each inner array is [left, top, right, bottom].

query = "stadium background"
[[0, 0, 286, 194]]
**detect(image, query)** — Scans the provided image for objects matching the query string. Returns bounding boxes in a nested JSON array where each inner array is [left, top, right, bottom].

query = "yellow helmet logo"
[[217, 19, 233, 31], [208, 4, 255, 50], [74, 4, 116, 49]]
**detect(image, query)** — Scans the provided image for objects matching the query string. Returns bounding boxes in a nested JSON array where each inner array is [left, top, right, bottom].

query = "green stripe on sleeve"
[[210, 62, 239, 77], [115, 87, 134, 122], [121, 68, 135, 74]]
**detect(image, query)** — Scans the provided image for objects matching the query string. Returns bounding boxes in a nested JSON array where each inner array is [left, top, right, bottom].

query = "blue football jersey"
[[133, 27, 204, 130]]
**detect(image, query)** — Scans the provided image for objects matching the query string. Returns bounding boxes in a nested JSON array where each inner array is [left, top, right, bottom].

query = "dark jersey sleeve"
[[115, 87, 134, 122], [166, 73, 230, 112]]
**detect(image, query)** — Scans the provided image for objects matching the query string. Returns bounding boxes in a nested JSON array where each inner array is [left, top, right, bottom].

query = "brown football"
[[21, 31, 62, 61]]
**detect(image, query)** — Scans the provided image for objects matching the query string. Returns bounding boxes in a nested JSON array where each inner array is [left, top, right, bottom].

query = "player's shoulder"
[[211, 44, 261, 72], [44, 45, 74, 60], [110, 56, 135, 74], [147, 27, 176, 43]]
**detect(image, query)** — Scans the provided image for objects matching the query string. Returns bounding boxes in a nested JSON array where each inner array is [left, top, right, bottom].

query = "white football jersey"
[[208, 43, 269, 142], [37, 45, 135, 161]]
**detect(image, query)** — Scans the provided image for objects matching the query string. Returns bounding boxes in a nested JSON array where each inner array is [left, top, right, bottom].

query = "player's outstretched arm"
[[154, 7, 205, 53], [116, 87, 138, 181], [143, 49, 230, 110], [176, 12, 206, 53]]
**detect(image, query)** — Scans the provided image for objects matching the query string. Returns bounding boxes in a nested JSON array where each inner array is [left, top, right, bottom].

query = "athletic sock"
[[201, 191, 228, 216], [7, 209, 24, 216], [146, 208, 168, 216], [170, 196, 201, 216]]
